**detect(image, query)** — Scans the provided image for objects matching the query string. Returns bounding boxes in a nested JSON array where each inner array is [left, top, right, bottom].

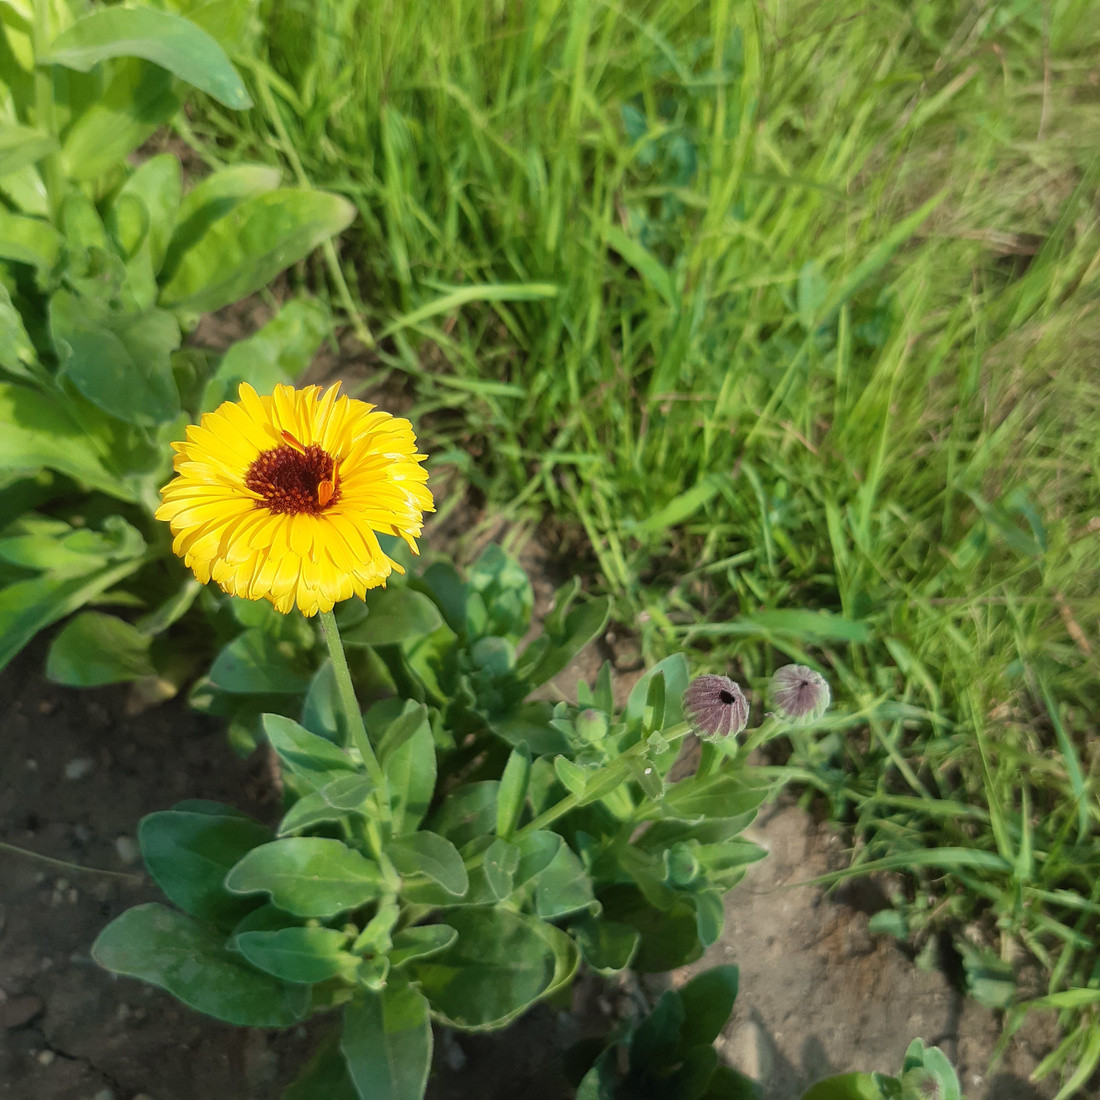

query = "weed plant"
[[185, 0, 1100, 1090]]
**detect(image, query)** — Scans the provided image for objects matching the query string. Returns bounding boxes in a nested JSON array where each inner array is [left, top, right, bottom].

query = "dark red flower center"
[[245, 438, 340, 515]]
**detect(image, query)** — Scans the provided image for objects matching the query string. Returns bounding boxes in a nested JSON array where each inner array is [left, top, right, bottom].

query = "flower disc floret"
[[156, 382, 433, 616]]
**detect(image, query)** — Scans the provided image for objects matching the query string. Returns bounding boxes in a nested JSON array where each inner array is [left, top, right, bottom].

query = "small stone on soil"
[[36, 1049, 55, 1065], [114, 836, 139, 865], [64, 756, 95, 780]]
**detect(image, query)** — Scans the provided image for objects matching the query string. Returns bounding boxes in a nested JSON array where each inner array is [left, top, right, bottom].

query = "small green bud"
[[575, 708, 609, 743]]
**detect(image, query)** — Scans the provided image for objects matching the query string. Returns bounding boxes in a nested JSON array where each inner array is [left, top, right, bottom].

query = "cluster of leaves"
[[570, 965, 961, 1100], [0, 0, 352, 677], [94, 545, 775, 1100]]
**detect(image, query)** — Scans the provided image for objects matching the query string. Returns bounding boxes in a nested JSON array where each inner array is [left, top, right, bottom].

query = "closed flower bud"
[[769, 664, 830, 722], [575, 708, 609, 743], [682, 674, 749, 743]]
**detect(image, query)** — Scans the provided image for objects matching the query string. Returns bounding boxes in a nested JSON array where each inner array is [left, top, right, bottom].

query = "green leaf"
[[138, 809, 272, 928], [554, 754, 589, 797], [388, 924, 458, 968], [163, 164, 282, 279], [210, 630, 312, 694], [116, 154, 182, 273], [527, 596, 610, 688], [693, 889, 726, 947], [321, 775, 376, 811], [466, 543, 534, 640], [263, 713, 357, 787], [628, 473, 725, 536], [342, 983, 433, 1100], [701, 1065, 762, 1100], [283, 1034, 359, 1100], [601, 223, 677, 307], [46, 611, 154, 685], [92, 903, 309, 1026], [388, 832, 468, 897], [678, 965, 739, 1049], [0, 553, 145, 672], [483, 838, 520, 900], [0, 210, 62, 272], [799, 1074, 886, 1100], [491, 702, 571, 756], [0, 382, 135, 498], [235, 926, 356, 984], [630, 990, 685, 1077], [429, 782, 499, 849], [658, 774, 769, 822], [415, 560, 468, 633], [302, 660, 342, 742], [202, 297, 329, 411], [694, 609, 872, 644], [600, 885, 703, 973], [44, 6, 251, 108], [277, 791, 350, 837], [570, 914, 640, 975], [159, 188, 357, 314], [626, 654, 689, 730], [0, 124, 56, 178], [225, 837, 385, 918], [378, 703, 435, 833], [61, 59, 182, 181], [410, 908, 557, 1031], [0, 283, 39, 382], [532, 919, 581, 1003], [496, 744, 531, 839], [49, 291, 182, 426], [342, 588, 443, 647], [513, 830, 562, 889], [535, 842, 594, 919], [797, 259, 829, 329]]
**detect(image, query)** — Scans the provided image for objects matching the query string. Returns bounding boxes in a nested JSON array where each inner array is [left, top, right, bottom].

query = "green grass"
[[187, 0, 1100, 1090]]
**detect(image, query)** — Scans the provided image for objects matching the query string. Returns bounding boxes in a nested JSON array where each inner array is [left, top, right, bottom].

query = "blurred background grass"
[[183, 0, 1100, 1090]]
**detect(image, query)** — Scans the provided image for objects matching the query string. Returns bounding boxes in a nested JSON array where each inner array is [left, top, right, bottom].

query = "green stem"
[[31, 0, 62, 219], [318, 609, 390, 822], [464, 722, 693, 871]]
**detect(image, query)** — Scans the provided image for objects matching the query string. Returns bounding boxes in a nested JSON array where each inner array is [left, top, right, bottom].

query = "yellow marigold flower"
[[155, 382, 433, 616]]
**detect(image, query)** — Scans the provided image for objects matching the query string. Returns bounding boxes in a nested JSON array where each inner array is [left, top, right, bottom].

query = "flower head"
[[156, 382, 433, 615], [769, 664, 830, 722], [682, 674, 749, 743]]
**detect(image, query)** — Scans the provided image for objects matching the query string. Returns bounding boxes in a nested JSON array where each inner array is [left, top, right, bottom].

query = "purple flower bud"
[[769, 664, 830, 722], [682, 675, 749, 743]]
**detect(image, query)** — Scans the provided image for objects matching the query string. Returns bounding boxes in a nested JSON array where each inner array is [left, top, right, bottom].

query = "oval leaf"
[[46, 611, 155, 686], [388, 925, 458, 968], [158, 189, 356, 314], [235, 926, 356, 984], [225, 837, 384, 918], [138, 809, 272, 928], [342, 983, 433, 1100], [409, 908, 557, 1031], [341, 587, 444, 647], [45, 7, 251, 108], [388, 832, 467, 897], [92, 903, 309, 1026]]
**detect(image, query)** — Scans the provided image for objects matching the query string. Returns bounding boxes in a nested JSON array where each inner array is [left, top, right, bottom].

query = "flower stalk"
[[318, 609, 391, 838]]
